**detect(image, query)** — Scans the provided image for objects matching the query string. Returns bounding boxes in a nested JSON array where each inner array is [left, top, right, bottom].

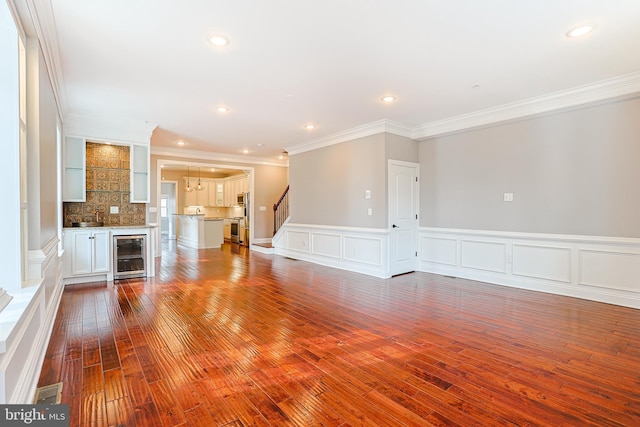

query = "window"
[[0, 0, 24, 295], [160, 197, 168, 218]]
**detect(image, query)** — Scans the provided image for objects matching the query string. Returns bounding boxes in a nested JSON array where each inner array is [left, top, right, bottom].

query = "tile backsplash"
[[63, 142, 146, 227]]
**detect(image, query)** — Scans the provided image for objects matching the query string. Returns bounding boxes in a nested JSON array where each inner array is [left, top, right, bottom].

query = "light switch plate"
[[367, 208, 372, 216], [503, 193, 514, 202], [259, 206, 267, 211], [365, 190, 371, 199], [110, 206, 119, 214]]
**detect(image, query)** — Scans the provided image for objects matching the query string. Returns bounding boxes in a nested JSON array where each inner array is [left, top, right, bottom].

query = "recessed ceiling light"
[[381, 95, 396, 103], [215, 106, 229, 113], [256, 143, 264, 147], [567, 24, 595, 38], [278, 155, 284, 160], [160, 164, 165, 168], [209, 35, 230, 46], [211, 168, 216, 172], [304, 124, 315, 130], [242, 149, 249, 154], [177, 141, 185, 146]]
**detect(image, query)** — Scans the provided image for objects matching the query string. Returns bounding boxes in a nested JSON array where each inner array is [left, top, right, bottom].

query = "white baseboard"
[[419, 228, 640, 309], [250, 245, 274, 255]]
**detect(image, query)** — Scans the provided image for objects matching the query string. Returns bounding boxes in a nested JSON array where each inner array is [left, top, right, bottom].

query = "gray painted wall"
[[289, 133, 419, 228], [253, 164, 289, 237], [290, 133, 387, 228], [420, 95, 640, 238]]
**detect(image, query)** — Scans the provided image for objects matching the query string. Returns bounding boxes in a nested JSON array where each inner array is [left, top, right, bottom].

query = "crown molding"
[[64, 113, 157, 145], [413, 71, 640, 140], [151, 146, 289, 168], [287, 71, 640, 155], [286, 119, 413, 155]]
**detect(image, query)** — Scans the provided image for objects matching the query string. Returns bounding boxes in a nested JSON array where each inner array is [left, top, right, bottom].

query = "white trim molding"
[[273, 223, 390, 278], [152, 146, 289, 167], [412, 71, 640, 140], [419, 227, 640, 309], [64, 113, 156, 146], [286, 120, 413, 156], [0, 289, 12, 315], [286, 72, 640, 154]]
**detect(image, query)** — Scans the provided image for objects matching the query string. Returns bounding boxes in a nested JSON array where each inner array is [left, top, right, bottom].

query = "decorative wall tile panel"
[[63, 142, 145, 227]]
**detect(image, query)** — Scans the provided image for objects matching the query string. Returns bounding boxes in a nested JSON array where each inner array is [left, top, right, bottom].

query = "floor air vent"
[[33, 382, 63, 404]]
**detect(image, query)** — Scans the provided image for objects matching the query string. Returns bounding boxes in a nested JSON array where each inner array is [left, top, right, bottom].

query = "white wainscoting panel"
[[274, 224, 389, 278], [344, 235, 382, 266], [512, 244, 572, 283], [579, 249, 640, 293], [420, 237, 457, 266], [1, 243, 64, 404], [286, 230, 310, 253], [461, 240, 506, 273], [419, 228, 640, 309], [311, 233, 341, 258]]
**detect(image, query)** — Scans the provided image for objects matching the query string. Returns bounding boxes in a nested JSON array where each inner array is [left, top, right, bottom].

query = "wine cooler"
[[113, 235, 146, 279]]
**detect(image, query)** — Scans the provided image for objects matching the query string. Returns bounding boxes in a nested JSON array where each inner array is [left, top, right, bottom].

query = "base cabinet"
[[223, 219, 231, 240], [64, 229, 110, 276], [63, 227, 155, 284]]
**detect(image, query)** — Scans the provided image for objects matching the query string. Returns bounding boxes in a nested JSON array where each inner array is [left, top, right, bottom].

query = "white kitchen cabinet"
[[223, 219, 231, 240], [130, 144, 150, 203], [223, 175, 248, 206], [197, 181, 210, 206], [223, 179, 233, 206], [64, 229, 110, 276], [63, 136, 86, 201], [184, 178, 209, 206], [207, 180, 224, 206]]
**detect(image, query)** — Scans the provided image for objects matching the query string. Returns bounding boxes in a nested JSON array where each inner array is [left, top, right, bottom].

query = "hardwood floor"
[[38, 240, 640, 426]]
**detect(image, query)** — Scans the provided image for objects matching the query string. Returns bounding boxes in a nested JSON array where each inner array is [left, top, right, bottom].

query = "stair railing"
[[273, 185, 289, 235]]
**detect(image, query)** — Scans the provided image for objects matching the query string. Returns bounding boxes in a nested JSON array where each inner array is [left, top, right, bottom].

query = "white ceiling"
[[49, 0, 640, 160]]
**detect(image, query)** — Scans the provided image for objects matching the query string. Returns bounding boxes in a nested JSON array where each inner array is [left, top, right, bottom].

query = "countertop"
[[63, 225, 156, 230], [173, 214, 232, 221]]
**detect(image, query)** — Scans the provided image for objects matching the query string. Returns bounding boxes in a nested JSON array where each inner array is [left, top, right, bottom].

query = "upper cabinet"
[[130, 144, 150, 203], [183, 174, 248, 207], [63, 113, 156, 204], [184, 179, 209, 206], [62, 136, 86, 201]]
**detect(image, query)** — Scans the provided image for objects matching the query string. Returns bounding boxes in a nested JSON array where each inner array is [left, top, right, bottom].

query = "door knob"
[[392, 224, 399, 228]]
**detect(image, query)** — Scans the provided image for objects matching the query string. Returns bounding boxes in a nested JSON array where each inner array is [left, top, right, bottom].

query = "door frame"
[[387, 159, 420, 277], [160, 180, 177, 239]]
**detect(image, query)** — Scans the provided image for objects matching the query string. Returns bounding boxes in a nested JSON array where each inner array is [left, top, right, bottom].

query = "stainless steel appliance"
[[240, 192, 250, 246], [231, 193, 250, 246], [113, 235, 146, 279], [230, 219, 240, 243]]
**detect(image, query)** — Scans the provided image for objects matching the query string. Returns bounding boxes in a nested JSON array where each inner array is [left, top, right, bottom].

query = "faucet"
[[196, 207, 201, 214], [95, 209, 100, 222]]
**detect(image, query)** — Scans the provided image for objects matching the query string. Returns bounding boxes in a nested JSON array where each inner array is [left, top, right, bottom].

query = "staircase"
[[273, 185, 289, 235]]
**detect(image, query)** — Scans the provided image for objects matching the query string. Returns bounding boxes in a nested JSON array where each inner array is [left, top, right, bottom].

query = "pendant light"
[[186, 165, 193, 192], [196, 167, 203, 191]]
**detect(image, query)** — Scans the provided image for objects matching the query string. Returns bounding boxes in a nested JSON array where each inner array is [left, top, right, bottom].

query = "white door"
[[388, 160, 419, 276]]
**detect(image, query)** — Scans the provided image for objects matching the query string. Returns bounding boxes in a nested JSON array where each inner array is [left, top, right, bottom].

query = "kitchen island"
[[175, 214, 224, 249]]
